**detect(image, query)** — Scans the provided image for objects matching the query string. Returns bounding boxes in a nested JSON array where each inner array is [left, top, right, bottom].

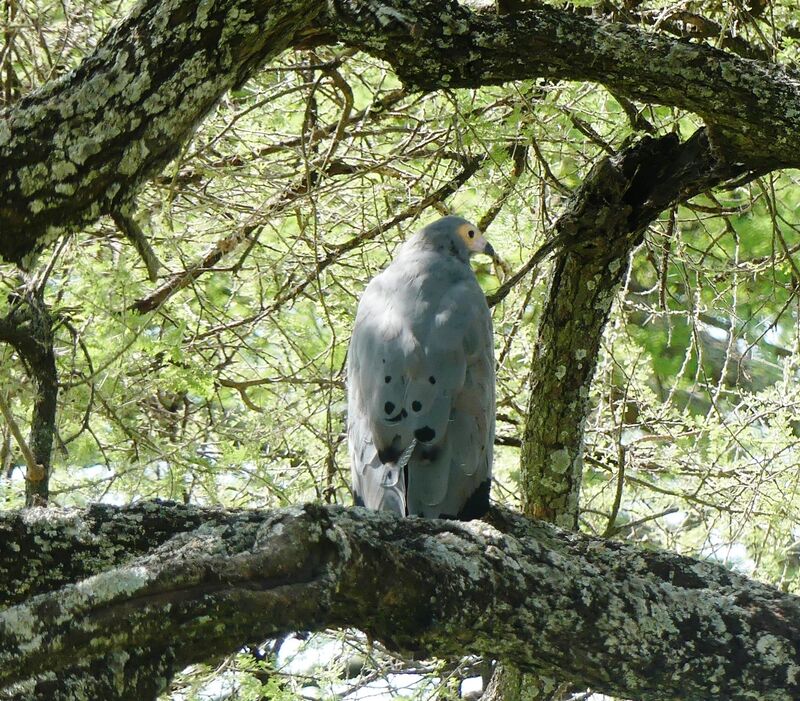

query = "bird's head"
[[421, 215, 496, 261]]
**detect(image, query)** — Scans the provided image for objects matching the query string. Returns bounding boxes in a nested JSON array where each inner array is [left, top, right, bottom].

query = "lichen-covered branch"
[[0, 0, 323, 265], [328, 0, 800, 168], [1, 502, 799, 701], [2, 0, 800, 265], [1, 647, 178, 701], [491, 129, 741, 701], [0, 500, 249, 606]]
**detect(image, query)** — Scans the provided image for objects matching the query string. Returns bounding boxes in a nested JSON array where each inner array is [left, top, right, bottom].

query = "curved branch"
[[516, 129, 749, 526], [328, 0, 800, 168], [0, 0, 797, 265], [0, 0, 324, 264], [0, 502, 799, 701]]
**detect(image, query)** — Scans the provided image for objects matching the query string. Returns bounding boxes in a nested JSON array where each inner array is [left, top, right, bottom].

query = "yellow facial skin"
[[456, 221, 495, 259]]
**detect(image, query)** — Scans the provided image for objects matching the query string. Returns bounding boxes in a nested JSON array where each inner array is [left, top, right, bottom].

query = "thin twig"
[[486, 232, 568, 307], [605, 506, 680, 538], [197, 155, 487, 339], [112, 209, 161, 282], [0, 391, 40, 480]]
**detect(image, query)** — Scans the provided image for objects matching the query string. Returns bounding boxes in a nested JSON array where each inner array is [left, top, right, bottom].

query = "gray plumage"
[[347, 216, 495, 519]]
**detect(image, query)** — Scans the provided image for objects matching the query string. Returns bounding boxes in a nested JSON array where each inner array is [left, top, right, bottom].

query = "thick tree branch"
[[1, 647, 178, 701], [1, 0, 799, 264], [328, 0, 800, 168], [0, 502, 195, 605], [0, 0, 323, 265], [487, 124, 749, 701], [1, 502, 799, 701], [518, 129, 749, 527]]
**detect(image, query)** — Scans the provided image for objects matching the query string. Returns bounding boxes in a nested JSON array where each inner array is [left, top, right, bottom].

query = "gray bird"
[[347, 215, 495, 519]]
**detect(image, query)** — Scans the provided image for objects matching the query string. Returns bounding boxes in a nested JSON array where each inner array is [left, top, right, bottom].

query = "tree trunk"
[[488, 130, 748, 700]]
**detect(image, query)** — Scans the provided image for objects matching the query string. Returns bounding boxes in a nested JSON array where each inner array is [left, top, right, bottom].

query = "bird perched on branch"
[[347, 216, 496, 519]]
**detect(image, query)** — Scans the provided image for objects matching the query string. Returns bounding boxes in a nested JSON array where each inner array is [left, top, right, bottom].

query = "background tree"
[[2, 0, 800, 699]]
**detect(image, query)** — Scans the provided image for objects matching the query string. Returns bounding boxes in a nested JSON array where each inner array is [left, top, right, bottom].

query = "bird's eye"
[[467, 229, 476, 239]]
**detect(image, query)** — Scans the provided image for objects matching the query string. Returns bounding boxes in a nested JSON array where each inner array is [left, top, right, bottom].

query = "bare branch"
[[111, 210, 161, 282], [0, 391, 38, 479]]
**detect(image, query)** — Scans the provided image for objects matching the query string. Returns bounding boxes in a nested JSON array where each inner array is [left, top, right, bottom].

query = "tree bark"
[[1, 2, 798, 699], [490, 125, 748, 701], [327, 0, 800, 168], [1, 502, 799, 701], [0, 0, 323, 265], [0, 290, 57, 505], [520, 129, 747, 529], [1, 0, 799, 264], [1, 647, 178, 701]]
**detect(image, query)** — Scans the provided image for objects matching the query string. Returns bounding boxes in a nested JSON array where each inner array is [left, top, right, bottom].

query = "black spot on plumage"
[[378, 439, 403, 464], [384, 401, 395, 414], [414, 426, 436, 442], [412, 400, 422, 412], [354, 492, 365, 507], [437, 480, 492, 521], [385, 376, 391, 383], [429, 376, 436, 384]]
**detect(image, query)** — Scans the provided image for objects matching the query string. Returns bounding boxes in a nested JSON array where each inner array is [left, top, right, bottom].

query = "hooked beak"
[[472, 234, 496, 259]]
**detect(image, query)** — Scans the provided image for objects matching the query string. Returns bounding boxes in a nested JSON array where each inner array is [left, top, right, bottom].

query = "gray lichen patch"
[[548, 448, 573, 475]]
